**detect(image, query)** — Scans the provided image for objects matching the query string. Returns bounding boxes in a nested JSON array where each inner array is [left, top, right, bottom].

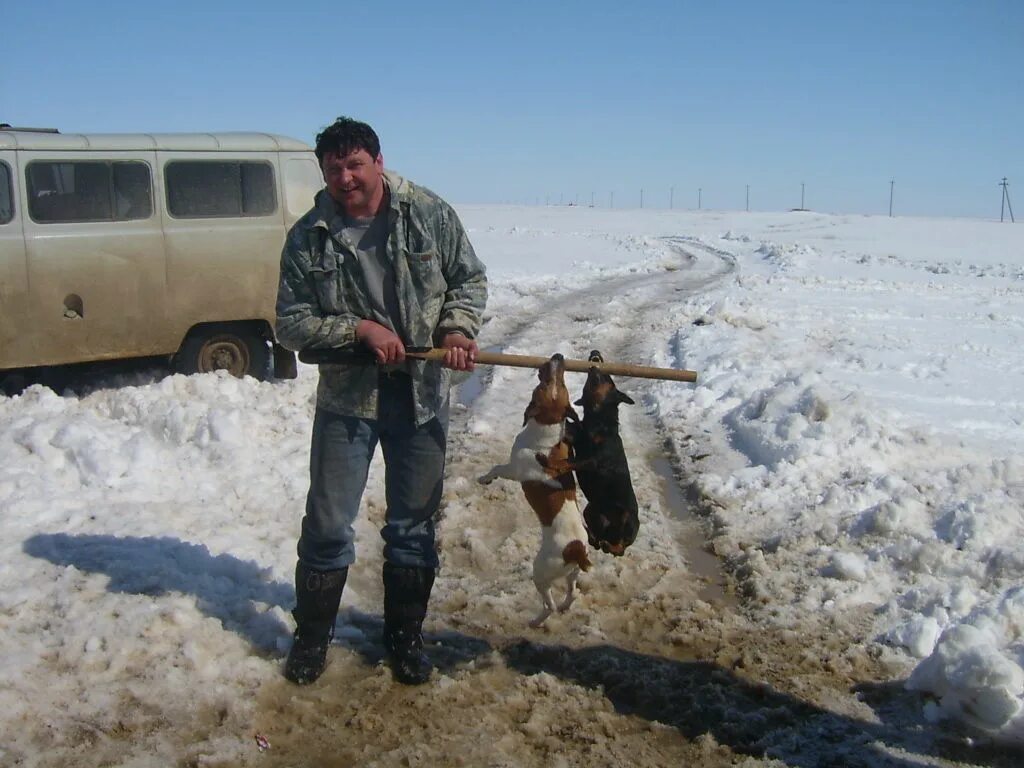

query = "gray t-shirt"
[[338, 208, 405, 339]]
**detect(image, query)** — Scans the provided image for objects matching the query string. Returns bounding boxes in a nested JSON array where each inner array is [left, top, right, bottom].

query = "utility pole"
[[640, 188, 644, 209], [800, 182, 805, 210], [746, 185, 750, 212], [590, 191, 594, 207], [670, 186, 674, 209], [1001, 178, 1015, 223], [610, 191, 614, 209], [889, 180, 894, 217], [698, 188, 702, 210]]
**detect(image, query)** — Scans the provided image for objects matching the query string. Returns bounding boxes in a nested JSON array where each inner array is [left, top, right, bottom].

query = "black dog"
[[569, 351, 639, 556]]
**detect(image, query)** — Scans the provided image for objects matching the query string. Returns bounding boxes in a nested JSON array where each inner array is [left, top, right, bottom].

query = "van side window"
[[0, 162, 12, 224], [114, 162, 153, 220], [165, 161, 276, 218], [26, 161, 153, 223]]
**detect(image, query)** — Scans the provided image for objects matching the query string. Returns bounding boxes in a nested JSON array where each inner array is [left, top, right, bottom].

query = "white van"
[[0, 126, 324, 380]]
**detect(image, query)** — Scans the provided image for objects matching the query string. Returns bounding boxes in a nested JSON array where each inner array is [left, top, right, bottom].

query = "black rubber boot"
[[284, 563, 347, 685], [382, 562, 436, 685]]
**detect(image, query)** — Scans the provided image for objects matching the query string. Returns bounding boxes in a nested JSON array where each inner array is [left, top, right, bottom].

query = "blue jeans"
[[298, 373, 448, 571]]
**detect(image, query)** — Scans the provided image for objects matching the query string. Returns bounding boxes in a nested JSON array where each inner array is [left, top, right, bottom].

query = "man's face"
[[321, 148, 384, 216]]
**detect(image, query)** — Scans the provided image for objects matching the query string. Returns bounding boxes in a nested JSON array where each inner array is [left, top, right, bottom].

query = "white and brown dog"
[[478, 353, 592, 627]]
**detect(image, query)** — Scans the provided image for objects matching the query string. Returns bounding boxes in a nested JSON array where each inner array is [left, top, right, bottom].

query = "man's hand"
[[356, 320, 405, 364], [440, 332, 478, 372]]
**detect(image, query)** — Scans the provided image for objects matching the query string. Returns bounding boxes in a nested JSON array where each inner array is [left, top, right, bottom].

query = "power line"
[[529, 178, 1011, 217], [1000, 178, 1015, 223]]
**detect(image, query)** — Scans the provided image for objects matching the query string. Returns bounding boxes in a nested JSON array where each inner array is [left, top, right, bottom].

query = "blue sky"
[[4, 0, 1022, 218]]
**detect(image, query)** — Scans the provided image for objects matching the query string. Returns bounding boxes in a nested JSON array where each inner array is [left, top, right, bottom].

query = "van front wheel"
[[175, 327, 270, 381]]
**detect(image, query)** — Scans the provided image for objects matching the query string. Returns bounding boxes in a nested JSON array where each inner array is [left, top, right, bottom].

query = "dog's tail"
[[562, 539, 592, 572]]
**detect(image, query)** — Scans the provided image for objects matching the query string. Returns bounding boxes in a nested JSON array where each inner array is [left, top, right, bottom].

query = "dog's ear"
[[573, 396, 584, 406], [566, 405, 580, 422], [616, 390, 635, 406], [522, 402, 534, 426]]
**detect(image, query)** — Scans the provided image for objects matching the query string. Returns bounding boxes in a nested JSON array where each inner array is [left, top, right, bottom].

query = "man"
[[275, 116, 487, 686]]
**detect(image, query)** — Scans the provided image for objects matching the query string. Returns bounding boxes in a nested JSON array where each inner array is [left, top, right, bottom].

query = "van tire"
[[175, 326, 270, 381]]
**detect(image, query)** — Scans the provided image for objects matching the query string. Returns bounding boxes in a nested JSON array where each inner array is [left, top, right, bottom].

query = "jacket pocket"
[[404, 249, 447, 298], [308, 265, 342, 314]]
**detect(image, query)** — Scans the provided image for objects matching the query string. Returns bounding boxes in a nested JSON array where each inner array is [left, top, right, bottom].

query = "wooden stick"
[[299, 347, 697, 383]]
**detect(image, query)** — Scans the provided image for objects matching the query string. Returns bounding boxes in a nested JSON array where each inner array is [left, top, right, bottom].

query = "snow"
[[2, 204, 1024, 762]]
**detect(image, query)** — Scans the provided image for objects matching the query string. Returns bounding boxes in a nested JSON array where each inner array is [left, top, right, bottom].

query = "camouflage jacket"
[[275, 171, 487, 424]]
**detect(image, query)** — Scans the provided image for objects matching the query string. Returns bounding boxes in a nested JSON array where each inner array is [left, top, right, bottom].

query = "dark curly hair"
[[314, 117, 381, 165]]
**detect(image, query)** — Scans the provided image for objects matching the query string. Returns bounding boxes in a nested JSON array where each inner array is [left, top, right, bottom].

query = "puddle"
[[650, 453, 735, 606]]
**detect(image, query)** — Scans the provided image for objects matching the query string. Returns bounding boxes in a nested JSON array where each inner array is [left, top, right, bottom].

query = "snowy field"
[[1, 205, 1023, 767]]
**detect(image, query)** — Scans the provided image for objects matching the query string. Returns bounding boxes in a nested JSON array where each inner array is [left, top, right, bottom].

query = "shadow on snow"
[[21, 531, 489, 677], [24, 532, 291, 652]]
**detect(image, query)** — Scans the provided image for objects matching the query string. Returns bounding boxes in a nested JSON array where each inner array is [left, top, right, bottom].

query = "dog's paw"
[[597, 539, 626, 557], [477, 473, 494, 485], [529, 607, 554, 628]]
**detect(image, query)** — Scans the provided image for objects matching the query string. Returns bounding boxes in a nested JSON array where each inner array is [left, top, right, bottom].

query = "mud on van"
[[0, 126, 324, 380]]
